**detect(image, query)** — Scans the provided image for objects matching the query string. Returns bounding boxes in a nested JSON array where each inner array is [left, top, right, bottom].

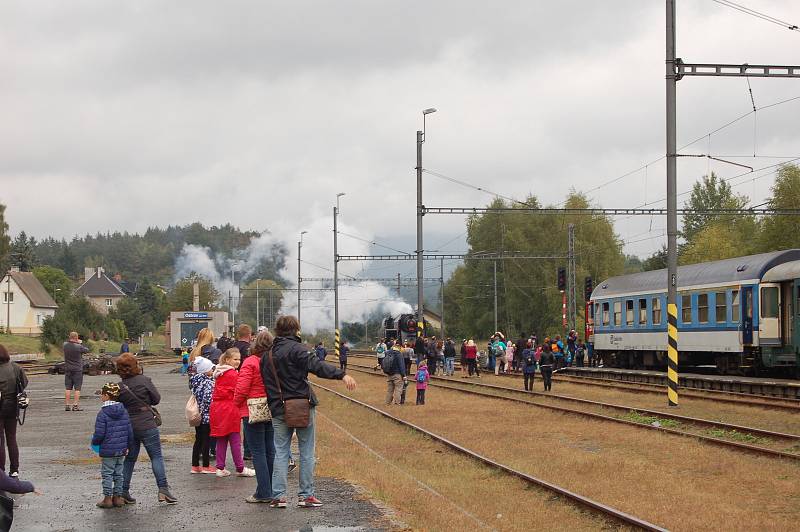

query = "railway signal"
[[584, 276, 593, 301], [557, 267, 566, 292]]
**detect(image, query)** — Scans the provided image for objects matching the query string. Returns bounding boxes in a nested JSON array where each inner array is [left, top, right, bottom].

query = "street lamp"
[[417, 107, 436, 337], [256, 279, 261, 328], [230, 262, 240, 328], [333, 192, 346, 357], [297, 231, 307, 323]]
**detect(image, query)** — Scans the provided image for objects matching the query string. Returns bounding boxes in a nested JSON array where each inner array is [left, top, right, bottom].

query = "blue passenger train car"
[[590, 250, 800, 376]]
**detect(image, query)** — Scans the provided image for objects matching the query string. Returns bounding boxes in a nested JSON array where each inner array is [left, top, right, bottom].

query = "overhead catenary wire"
[[710, 0, 799, 32]]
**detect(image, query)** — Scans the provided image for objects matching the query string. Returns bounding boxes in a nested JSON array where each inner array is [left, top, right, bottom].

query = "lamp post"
[[230, 262, 240, 328], [298, 230, 307, 323], [417, 107, 437, 336], [256, 279, 260, 327], [334, 192, 345, 357]]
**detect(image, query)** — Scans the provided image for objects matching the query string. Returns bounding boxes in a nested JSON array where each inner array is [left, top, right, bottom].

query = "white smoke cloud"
[[173, 213, 415, 334]]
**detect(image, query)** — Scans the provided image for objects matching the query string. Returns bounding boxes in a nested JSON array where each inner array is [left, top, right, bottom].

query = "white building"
[[0, 268, 59, 335]]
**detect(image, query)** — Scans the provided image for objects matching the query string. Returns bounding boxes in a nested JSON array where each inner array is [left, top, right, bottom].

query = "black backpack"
[[381, 351, 397, 374]]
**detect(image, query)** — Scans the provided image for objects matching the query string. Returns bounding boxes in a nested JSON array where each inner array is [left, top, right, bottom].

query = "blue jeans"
[[272, 408, 316, 500], [488, 355, 496, 370], [123, 427, 168, 492], [243, 420, 275, 500], [101, 455, 125, 496], [444, 357, 455, 375]]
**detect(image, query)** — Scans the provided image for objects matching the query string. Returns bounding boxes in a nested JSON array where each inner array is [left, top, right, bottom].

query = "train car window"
[[731, 290, 740, 321], [715, 291, 727, 322], [652, 297, 662, 324], [626, 300, 634, 326], [761, 286, 779, 318], [602, 302, 610, 326], [697, 293, 709, 323], [681, 294, 692, 323], [614, 301, 621, 326], [638, 298, 647, 324]]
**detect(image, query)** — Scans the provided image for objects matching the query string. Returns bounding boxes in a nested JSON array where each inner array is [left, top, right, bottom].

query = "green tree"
[[32, 265, 74, 306], [680, 223, 748, 265], [0, 204, 9, 274], [759, 164, 800, 251], [681, 173, 751, 244], [642, 245, 667, 271], [167, 273, 221, 311], [134, 279, 167, 329], [109, 298, 147, 338], [41, 295, 109, 349], [10, 231, 37, 271]]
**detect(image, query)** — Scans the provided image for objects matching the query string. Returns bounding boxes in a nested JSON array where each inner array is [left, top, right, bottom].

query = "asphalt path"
[[12, 363, 385, 532]]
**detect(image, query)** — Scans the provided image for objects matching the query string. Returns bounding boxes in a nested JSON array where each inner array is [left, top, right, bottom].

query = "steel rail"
[[347, 351, 800, 408], [344, 365, 800, 462], [312, 381, 669, 532]]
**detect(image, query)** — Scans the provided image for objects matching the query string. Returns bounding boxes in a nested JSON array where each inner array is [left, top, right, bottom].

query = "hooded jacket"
[[189, 373, 214, 424], [91, 401, 134, 457], [260, 336, 345, 418], [210, 365, 242, 437]]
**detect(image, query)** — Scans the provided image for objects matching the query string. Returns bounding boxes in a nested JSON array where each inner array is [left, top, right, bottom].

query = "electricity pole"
[[493, 260, 498, 332], [417, 108, 437, 336], [567, 224, 577, 333], [440, 257, 445, 339], [298, 231, 307, 324]]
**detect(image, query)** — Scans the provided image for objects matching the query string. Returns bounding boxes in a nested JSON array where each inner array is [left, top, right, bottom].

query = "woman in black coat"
[[0, 344, 27, 477]]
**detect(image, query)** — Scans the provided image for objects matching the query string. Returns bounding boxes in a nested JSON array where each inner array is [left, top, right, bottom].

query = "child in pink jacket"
[[415, 360, 430, 405]]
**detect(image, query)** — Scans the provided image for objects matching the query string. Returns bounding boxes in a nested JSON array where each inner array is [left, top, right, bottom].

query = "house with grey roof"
[[74, 267, 126, 315], [1, 267, 58, 335]]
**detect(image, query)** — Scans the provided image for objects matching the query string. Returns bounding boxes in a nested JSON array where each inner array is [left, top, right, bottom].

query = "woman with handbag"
[[116, 353, 177, 504], [0, 345, 27, 478], [260, 315, 356, 509], [234, 330, 276, 503]]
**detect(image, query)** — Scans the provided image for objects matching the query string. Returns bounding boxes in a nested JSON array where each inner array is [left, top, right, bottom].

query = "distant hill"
[[31, 223, 285, 285]]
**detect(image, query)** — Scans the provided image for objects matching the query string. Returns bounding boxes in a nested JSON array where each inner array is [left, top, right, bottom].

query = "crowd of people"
[[375, 329, 594, 395]]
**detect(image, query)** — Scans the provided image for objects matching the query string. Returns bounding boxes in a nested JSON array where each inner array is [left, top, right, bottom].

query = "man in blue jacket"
[[92, 382, 134, 509]]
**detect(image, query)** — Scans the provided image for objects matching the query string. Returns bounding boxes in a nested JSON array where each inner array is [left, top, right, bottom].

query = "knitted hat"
[[101, 382, 121, 399], [193, 356, 214, 374]]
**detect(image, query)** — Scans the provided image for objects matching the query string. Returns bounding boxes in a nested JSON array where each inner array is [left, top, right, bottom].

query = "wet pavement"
[[13, 363, 387, 531]]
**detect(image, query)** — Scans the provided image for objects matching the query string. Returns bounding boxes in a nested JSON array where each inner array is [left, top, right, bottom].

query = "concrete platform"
[[13, 365, 387, 531]]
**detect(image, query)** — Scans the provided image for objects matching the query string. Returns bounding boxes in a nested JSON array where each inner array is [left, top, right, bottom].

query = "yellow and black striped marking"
[[667, 303, 679, 406], [335, 329, 341, 357]]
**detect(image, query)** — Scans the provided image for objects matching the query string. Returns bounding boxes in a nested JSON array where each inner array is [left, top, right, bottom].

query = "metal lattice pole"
[[567, 224, 577, 333]]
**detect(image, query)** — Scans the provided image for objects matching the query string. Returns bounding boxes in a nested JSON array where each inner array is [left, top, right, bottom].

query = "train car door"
[[759, 283, 781, 345], [741, 286, 753, 345]]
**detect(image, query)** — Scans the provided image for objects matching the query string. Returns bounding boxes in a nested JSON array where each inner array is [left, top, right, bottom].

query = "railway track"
[[22, 356, 180, 376], [347, 351, 800, 410], [344, 362, 800, 462], [312, 381, 668, 532]]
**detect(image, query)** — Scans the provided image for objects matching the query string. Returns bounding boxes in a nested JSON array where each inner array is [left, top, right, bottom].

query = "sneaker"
[[245, 495, 272, 504], [190, 466, 203, 474], [270, 498, 287, 508], [65, 405, 71, 411], [9, 472, 18, 478], [297, 496, 323, 508], [287, 460, 297, 473], [201, 466, 216, 474], [243, 454, 253, 461], [216, 469, 231, 477], [71, 404, 83, 411], [236, 467, 256, 477]]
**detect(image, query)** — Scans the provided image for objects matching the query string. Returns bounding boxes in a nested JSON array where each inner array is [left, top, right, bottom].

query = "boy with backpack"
[[415, 360, 430, 405], [91, 383, 134, 509], [374, 339, 387, 371], [381, 340, 406, 405]]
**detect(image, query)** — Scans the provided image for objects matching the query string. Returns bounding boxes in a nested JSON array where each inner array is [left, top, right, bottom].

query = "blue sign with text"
[[183, 312, 209, 319]]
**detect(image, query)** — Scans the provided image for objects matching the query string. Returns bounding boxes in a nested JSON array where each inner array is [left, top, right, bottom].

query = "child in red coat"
[[210, 349, 254, 477]]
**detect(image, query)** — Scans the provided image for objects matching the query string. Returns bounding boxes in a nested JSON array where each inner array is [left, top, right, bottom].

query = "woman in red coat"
[[210, 349, 254, 478], [464, 339, 480, 378]]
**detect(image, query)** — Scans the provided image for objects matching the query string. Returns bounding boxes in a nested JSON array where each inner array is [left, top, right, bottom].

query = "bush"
[[41, 295, 110, 348]]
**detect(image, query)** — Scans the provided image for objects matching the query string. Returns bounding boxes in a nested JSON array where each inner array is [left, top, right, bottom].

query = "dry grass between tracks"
[[313, 386, 633, 532], [477, 372, 800, 436], [319, 371, 800, 532]]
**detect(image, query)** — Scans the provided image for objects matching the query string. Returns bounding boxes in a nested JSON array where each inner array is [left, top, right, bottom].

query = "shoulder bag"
[[185, 394, 201, 427], [120, 382, 162, 427], [267, 349, 309, 428], [14, 365, 29, 426]]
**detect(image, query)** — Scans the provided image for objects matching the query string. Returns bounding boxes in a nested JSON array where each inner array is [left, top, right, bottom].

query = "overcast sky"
[[3, 0, 800, 279]]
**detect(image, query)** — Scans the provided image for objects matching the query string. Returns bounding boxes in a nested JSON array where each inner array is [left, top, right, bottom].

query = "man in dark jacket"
[[260, 315, 356, 509], [233, 324, 252, 364], [63, 331, 89, 411], [413, 336, 425, 366], [92, 382, 134, 508], [382, 340, 406, 405], [514, 333, 527, 373], [443, 338, 456, 376]]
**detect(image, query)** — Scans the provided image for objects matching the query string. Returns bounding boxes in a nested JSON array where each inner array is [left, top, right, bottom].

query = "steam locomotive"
[[382, 313, 428, 345]]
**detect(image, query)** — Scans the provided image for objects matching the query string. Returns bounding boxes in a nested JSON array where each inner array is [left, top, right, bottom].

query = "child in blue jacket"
[[92, 382, 134, 509]]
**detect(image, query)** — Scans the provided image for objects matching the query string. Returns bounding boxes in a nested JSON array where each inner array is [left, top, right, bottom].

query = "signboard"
[[183, 312, 209, 319]]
